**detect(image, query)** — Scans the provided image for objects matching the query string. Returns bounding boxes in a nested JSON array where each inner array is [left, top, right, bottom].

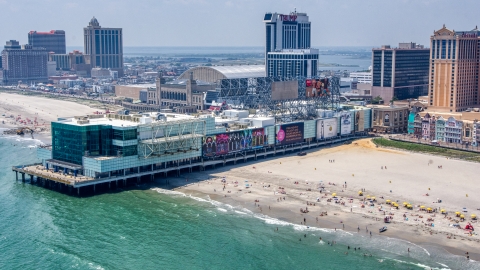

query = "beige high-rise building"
[[84, 17, 123, 77], [429, 25, 480, 112]]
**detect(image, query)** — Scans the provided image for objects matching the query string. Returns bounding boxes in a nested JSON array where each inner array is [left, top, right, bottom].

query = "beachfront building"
[[428, 26, 480, 112], [444, 117, 463, 143], [1, 40, 49, 84], [34, 106, 373, 185], [371, 43, 429, 102], [435, 116, 446, 141], [421, 113, 431, 140], [45, 113, 206, 178], [369, 105, 409, 133], [421, 113, 437, 140], [407, 110, 480, 143], [472, 121, 480, 146], [413, 114, 422, 137]]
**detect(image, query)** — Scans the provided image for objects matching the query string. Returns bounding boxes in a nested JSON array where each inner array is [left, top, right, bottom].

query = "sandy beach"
[[0, 92, 105, 141], [2, 91, 479, 261], [163, 139, 480, 260]]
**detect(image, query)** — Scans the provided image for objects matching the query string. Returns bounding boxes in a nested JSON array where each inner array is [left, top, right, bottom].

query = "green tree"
[[371, 96, 383, 104]]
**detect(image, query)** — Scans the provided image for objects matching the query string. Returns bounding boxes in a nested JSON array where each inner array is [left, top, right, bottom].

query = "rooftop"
[[56, 113, 198, 128], [178, 65, 266, 82], [269, 48, 319, 54]]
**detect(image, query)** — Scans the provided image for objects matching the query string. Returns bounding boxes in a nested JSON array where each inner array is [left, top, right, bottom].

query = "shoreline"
[[0, 92, 116, 144], [154, 139, 480, 262], [169, 183, 480, 262]]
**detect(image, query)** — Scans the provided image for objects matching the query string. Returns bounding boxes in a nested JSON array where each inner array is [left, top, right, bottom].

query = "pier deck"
[[12, 135, 368, 195]]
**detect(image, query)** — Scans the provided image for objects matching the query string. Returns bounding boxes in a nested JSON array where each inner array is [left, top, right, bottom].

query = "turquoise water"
[[0, 133, 478, 270]]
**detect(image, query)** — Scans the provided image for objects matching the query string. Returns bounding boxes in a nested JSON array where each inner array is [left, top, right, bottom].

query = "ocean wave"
[[150, 187, 478, 269]]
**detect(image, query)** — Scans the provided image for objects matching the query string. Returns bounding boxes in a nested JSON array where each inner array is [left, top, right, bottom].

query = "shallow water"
[[0, 133, 478, 270]]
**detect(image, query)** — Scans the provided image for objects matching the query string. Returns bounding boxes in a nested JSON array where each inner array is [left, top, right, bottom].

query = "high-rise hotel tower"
[[429, 25, 480, 112], [84, 17, 123, 77], [264, 12, 318, 78]]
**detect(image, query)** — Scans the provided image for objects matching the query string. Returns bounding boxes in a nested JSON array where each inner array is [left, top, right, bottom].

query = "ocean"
[[66, 46, 372, 72], [0, 131, 478, 269]]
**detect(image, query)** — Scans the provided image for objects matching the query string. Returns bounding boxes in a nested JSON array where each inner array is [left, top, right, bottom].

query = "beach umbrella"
[[407, 204, 412, 209], [371, 196, 376, 200], [455, 211, 461, 217], [420, 206, 425, 210], [460, 214, 465, 219], [440, 209, 446, 213], [332, 193, 337, 197], [471, 214, 477, 220], [403, 202, 408, 206], [386, 199, 391, 204], [366, 195, 371, 198]]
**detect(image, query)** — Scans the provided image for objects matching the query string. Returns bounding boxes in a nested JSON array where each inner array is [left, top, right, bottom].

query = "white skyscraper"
[[263, 12, 318, 78]]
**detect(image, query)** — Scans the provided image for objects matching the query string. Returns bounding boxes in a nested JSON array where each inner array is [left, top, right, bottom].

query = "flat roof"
[[56, 113, 198, 128], [116, 84, 156, 88]]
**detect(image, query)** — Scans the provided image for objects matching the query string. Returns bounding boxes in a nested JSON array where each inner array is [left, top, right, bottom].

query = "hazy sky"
[[0, 0, 478, 48]]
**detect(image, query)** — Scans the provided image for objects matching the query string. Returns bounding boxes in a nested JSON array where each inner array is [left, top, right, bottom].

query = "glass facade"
[[113, 129, 137, 141], [28, 31, 66, 54], [266, 52, 318, 78], [84, 22, 123, 74], [382, 51, 392, 87], [372, 51, 382, 87], [52, 122, 113, 165], [372, 47, 429, 100]]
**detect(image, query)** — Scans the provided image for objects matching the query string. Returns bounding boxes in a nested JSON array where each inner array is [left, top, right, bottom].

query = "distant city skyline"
[[0, 0, 478, 48]]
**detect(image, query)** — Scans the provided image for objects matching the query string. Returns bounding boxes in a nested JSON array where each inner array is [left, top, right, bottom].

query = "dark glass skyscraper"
[[84, 17, 123, 77], [28, 30, 66, 54], [371, 43, 430, 102]]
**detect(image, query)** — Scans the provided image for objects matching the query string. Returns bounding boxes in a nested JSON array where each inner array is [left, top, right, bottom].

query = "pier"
[[12, 135, 368, 196]]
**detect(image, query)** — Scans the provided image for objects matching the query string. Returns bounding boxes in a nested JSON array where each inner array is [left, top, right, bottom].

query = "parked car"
[[297, 152, 307, 156]]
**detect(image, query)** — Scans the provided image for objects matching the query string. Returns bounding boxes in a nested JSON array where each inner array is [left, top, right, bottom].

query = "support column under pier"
[[21, 173, 25, 182], [15, 171, 18, 181]]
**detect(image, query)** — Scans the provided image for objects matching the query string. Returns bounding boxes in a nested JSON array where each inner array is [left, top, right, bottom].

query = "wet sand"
[[163, 139, 480, 260]]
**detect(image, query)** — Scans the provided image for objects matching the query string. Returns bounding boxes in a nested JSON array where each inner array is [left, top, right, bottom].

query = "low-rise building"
[[435, 116, 446, 141], [369, 105, 409, 133]]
